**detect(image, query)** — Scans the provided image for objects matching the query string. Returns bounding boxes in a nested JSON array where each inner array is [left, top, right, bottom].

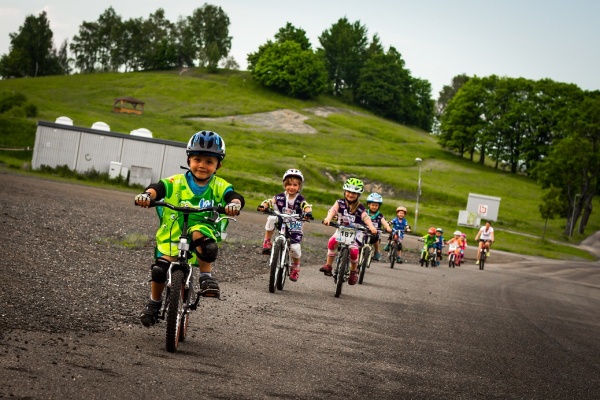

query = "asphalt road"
[[1, 172, 600, 399]]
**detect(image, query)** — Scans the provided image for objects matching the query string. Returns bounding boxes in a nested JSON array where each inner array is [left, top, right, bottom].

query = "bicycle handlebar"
[[324, 221, 368, 231], [257, 206, 312, 221], [151, 200, 227, 215]]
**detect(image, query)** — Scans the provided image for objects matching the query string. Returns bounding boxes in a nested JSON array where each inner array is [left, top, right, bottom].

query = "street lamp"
[[414, 158, 422, 234]]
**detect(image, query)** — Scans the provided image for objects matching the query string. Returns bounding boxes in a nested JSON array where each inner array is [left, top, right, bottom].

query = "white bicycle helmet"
[[283, 168, 304, 182], [453, 230, 461, 236], [366, 193, 383, 204]]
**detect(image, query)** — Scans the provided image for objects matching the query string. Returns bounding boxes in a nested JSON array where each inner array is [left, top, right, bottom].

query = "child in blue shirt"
[[384, 206, 411, 263]]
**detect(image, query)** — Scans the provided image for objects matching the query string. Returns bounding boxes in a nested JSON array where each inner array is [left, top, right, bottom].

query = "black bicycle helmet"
[[186, 131, 226, 161]]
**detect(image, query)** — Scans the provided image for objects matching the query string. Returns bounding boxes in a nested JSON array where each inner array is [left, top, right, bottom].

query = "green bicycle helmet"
[[343, 178, 364, 194]]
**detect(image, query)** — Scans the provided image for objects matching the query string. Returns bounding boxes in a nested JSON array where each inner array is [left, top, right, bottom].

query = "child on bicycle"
[[475, 220, 495, 265], [321, 178, 378, 285], [434, 228, 445, 266], [384, 206, 411, 264], [460, 233, 467, 264], [257, 169, 313, 282], [419, 227, 438, 267], [134, 130, 245, 327], [445, 230, 463, 266], [365, 193, 392, 261]]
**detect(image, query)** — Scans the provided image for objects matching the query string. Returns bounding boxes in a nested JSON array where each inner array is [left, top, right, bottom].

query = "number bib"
[[336, 226, 356, 245]]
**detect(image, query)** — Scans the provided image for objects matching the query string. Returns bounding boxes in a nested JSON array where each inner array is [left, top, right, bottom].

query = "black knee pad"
[[151, 257, 171, 283], [192, 237, 218, 263]]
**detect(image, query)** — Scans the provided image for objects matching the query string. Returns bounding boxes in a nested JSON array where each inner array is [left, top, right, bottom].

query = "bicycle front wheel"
[[389, 243, 397, 269], [359, 246, 370, 284], [166, 269, 185, 353], [268, 240, 282, 293], [276, 244, 288, 291], [480, 252, 486, 270], [335, 247, 349, 298]]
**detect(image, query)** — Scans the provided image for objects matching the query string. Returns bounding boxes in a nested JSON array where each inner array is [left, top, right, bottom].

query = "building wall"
[[33, 121, 187, 183]]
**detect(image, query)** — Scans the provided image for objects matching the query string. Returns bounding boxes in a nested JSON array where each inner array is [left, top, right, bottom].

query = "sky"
[[1, 0, 599, 97]]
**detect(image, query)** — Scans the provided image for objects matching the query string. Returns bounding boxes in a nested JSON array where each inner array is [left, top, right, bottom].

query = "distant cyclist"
[[475, 220, 495, 265]]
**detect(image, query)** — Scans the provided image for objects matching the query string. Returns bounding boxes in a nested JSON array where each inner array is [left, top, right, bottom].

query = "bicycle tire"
[[480, 251, 486, 270], [359, 246, 370, 284], [165, 269, 185, 353], [390, 243, 397, 269], [449, 254, 454, 268], [335, 247, 349, 298], [178, 283, 191, 342], [268, 240, 282, 293], [276, 243, 288, 291]]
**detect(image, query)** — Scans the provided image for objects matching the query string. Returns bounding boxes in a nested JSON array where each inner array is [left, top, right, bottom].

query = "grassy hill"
[[0, 68, 597, 260]]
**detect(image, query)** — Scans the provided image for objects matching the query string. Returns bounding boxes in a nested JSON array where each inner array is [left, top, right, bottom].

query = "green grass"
[[0, 68, 598, 261]]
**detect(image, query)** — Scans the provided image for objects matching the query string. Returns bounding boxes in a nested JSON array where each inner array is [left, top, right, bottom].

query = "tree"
[[538, 186, 564, 240], [0, 11, 68, 78], [140, 9, 178, 70], [248, 22, 311, 71], [354, 47, 410, 120], [251, 41, 328, 99], [318, 17, 368, 96], [274, 22, 311, 51], [189, 4, 231, 72], [439, 77, 487, 159], [436, 74, 470, 117]]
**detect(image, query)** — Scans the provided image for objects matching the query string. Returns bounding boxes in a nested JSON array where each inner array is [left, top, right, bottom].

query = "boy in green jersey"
[[134, 131, 244, 327]]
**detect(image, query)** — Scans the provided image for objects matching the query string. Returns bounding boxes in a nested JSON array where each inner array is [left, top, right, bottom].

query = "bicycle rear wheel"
[[358, 247, 370, 284], [166, 269, 185, 353], [268, 241, 282, 293], [335, 248, 349, 298]]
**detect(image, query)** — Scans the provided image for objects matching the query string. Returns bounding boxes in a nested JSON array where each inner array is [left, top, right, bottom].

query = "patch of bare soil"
[[189, 106, 362, 134]]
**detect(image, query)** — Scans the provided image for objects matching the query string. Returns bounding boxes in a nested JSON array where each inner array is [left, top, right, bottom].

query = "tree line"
[[0, 8, 435, 131], [437, 74, 600, 236]]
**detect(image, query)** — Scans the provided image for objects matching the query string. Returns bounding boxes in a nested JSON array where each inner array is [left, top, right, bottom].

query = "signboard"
[[458, 193, 501, 226]]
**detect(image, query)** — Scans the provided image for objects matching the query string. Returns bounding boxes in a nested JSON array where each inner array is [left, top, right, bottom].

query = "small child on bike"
[[365, 193, 392, 261], [419, 227, 438, 267], [257, 169, 313, 282], [321, 178, 377, 285], [384, 206, 411, 264], [460, 233, 467, 264], [434, 228, 445, 266], [134, 130, 245, 327], [445, 230, 463, 266]]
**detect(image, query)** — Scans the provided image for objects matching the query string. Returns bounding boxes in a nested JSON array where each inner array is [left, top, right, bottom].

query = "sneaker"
[[199, 275, 221, 298], [348, 270, 358, 285], [487, 250, 490, 257], [319, 264, 333, 276], [289, 267, 300, 282], [262, 239, 272, 255], [373, 252, 382, 261], [383, 243, 390, 251], [476, 259, 480, 265], [140, 299, 162, 327], [396, 256, 403, 264]]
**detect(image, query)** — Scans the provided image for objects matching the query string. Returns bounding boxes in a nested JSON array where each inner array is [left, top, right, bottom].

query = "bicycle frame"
[[327, 221, 367, 297], [149, 200, 235, 352], [261, 208, 305, 293]]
